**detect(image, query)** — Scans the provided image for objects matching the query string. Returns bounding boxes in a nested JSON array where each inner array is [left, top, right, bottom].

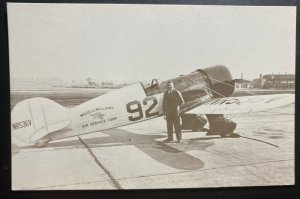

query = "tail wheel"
[[35, 137, 50, 148]]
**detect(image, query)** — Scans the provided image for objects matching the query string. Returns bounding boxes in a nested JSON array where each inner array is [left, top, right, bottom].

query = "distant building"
[[252, 74, 266, 88], [235, 79, 252, 89], [262, 74, 295, 89]]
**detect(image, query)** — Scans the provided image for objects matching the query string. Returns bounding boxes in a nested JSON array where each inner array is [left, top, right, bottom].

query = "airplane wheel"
[[206, 114, 237, 137], [220, 133, 227, 138], [219, 120, 237, 137]]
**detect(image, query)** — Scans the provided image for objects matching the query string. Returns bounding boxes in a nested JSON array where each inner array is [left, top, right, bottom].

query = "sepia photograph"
[[8, 3, 296, 190]]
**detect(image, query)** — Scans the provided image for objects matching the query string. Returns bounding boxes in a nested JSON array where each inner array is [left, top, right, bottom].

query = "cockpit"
[[142, 79, 161, 96]]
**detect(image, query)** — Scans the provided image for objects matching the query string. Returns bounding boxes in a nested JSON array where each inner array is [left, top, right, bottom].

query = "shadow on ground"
[[15, 129, 218, 170]]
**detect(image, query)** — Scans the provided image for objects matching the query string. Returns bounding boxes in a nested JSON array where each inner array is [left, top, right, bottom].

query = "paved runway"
[[11, 102, 294, 190]]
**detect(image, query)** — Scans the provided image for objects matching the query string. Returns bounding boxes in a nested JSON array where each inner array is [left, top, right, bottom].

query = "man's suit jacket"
[[162, 90, 184, 114]]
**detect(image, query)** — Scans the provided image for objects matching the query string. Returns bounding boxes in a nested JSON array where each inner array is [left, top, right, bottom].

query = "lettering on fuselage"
[[204, 96, 277, 106], [90, 119, 106, 126], [80, 106, 113, 117], [81, 117, 118, 128], [204, 98, 241, 105], [12, 120, 32, 130]]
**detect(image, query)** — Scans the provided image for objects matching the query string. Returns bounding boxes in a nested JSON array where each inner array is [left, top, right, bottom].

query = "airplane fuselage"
[[11, 65, 235, 146]]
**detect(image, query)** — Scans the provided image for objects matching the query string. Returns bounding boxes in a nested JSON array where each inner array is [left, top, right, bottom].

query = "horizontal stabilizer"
[[11, 97, 71, 143], [186, 94, 294, 114]]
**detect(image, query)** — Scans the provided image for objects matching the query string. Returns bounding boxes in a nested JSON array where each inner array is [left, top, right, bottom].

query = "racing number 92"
[[126, 96, 159, 121]]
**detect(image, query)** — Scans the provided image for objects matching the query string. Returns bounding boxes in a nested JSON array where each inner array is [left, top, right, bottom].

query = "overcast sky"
[[8, 3, 296, 83]]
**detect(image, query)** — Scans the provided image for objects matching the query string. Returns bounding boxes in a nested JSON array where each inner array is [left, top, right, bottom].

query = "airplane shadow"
[[15, 129, 218, 170], [87, 129, 209, 170]]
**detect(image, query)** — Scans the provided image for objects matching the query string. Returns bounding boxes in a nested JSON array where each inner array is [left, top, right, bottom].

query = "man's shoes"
[[163, 138, 173, 143], [176, 139, 181, 143]]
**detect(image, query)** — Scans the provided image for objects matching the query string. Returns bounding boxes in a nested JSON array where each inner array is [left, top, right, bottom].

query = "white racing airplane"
[[11, 65, 294, 147]]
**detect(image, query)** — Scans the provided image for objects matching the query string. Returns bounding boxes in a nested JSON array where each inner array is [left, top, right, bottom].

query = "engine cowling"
[[197, 65, 235, 98]]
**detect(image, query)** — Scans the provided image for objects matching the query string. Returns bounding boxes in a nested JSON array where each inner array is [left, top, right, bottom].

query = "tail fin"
[[11, 97, 71, 144]]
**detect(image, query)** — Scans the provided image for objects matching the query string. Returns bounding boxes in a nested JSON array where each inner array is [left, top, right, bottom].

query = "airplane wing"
[[185, 94, 294, 114]]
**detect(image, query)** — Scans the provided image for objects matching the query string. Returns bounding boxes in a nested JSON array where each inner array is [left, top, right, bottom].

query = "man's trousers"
[[166, 112, 182, 141]]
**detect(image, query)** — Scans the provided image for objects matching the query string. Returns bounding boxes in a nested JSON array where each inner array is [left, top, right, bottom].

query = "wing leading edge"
[[186, 94, 294, 115]]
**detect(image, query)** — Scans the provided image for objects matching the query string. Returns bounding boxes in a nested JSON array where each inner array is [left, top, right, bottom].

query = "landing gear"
[[180, 113, 238, 137], [181, 114, 207, 131], [206, 114, 237, 137]]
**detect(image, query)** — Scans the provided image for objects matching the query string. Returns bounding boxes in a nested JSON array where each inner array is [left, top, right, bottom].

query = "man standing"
[[162, 81, 185, 143]]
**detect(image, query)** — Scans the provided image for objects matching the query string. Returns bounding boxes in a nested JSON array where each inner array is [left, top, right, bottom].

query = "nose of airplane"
[[197, 65, 235, 97]]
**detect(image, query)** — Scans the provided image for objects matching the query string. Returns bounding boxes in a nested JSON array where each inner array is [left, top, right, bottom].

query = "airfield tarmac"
[[11, 89, 295, 190]]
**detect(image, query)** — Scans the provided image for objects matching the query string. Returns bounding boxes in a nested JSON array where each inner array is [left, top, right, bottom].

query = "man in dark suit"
[[162, 81, 185, 143]]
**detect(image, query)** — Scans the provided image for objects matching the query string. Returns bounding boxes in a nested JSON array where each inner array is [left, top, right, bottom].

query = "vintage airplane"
[[11, 65, 294, 147]]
